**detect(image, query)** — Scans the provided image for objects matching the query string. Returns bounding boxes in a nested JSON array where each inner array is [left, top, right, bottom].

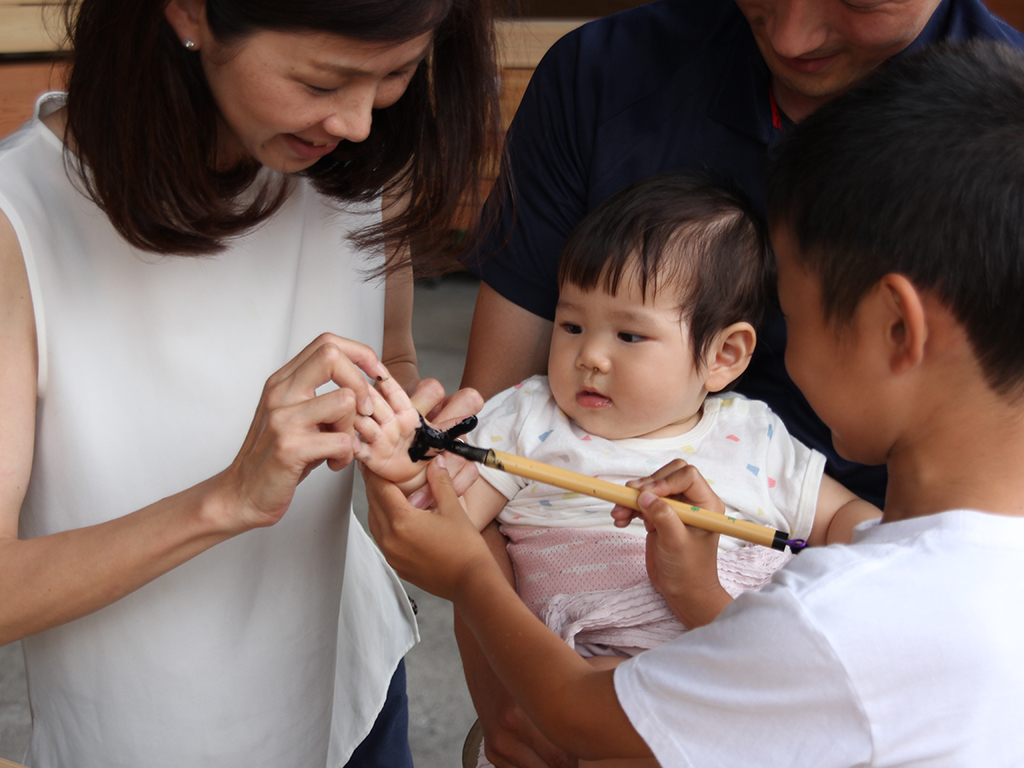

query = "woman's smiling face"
[[196, 27, 432, 173]]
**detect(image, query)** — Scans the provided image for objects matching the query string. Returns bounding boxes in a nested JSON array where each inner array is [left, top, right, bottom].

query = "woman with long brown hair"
[[0, 0, 499, 764]]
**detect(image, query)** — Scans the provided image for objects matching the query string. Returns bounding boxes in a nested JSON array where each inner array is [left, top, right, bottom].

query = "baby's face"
[[548, 278, 709, 441]]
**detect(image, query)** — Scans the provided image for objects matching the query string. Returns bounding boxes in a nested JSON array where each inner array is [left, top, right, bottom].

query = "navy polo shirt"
[[466, 0, 1024, 507]]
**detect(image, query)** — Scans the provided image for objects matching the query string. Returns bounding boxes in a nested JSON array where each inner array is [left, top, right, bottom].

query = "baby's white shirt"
[[469, 375, 824, 549]]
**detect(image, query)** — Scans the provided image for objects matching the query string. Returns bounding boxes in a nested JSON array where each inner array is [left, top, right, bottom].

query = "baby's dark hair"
[[766, 40, 1024, 397], [557, 172, 773, 368]]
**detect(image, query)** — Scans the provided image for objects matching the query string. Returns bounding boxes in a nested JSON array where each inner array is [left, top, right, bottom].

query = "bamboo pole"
[[446, 443, 794, 551]]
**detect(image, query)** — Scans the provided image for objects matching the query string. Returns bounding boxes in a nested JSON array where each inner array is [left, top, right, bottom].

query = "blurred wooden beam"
[[0, 1, 67, 54], [984, 0, 1024, 32], [0, 58, 68, 138], [495, 18, 588, 68]]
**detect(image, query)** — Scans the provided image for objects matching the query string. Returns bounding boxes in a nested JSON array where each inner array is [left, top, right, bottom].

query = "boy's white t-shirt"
[[469, 375, 825, 547], [614, 510, 1024, 767]]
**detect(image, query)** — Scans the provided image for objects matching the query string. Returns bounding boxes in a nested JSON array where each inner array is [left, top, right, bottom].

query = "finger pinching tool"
[[408, 416, 806, 553]]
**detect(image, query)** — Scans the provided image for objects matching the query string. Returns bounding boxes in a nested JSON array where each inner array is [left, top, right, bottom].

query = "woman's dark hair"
[[60, 0, 503, 271], [766, 40, 1024, 397], [558, 171, 773, 368]]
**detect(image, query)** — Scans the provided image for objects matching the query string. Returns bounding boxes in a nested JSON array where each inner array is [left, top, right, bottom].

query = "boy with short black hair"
[[365, 39, 1024, 766]]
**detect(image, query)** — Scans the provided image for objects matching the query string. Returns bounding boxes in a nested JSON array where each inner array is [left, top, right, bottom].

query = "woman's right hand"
[[218, 332, 390, 533]]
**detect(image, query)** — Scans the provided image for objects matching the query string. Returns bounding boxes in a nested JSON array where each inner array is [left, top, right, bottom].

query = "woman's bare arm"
[[381, 192, 420, 392]]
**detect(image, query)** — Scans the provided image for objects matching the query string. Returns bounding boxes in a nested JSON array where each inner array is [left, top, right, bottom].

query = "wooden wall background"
[[982, 0, 1024, 30], [1, 1, 1023, 148]]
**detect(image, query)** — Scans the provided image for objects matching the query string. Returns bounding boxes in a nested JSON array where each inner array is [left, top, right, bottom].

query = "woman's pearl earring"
[[184, 39, 196, 50]]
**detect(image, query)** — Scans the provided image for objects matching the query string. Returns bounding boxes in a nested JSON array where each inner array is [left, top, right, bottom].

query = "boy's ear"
[[878, 274, 927, 374], [704, 322, 756, 393]]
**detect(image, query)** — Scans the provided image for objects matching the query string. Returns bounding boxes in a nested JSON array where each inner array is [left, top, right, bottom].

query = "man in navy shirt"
[[457, 2, 1024, 766], [464, 0, 1022, 507]]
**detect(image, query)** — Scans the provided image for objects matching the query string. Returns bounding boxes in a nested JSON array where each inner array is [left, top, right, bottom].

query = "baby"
[[458, 172, 879, 654]]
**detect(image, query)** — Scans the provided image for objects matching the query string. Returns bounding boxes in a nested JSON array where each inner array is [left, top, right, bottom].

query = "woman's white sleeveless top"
[[0, 94, 417, 768]]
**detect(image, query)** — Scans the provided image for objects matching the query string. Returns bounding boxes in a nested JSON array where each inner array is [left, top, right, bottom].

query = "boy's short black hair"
[[766, 40, 1024, 397], [558, 172, 773, 368]]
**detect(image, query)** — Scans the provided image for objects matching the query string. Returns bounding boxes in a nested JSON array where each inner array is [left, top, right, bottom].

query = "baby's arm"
[[806, 476, 882, 547], [459, 474, 510, 532]]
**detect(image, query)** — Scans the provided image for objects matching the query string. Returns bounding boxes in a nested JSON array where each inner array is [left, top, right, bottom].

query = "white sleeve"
[[467, 377, 547, 500], [762, 408, 826, 543], [613, 583, 871, 768]]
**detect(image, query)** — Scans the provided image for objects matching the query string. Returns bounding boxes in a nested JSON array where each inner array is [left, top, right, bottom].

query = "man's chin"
[[767, 67, 865, 121], [772, 68, 851, 101]]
